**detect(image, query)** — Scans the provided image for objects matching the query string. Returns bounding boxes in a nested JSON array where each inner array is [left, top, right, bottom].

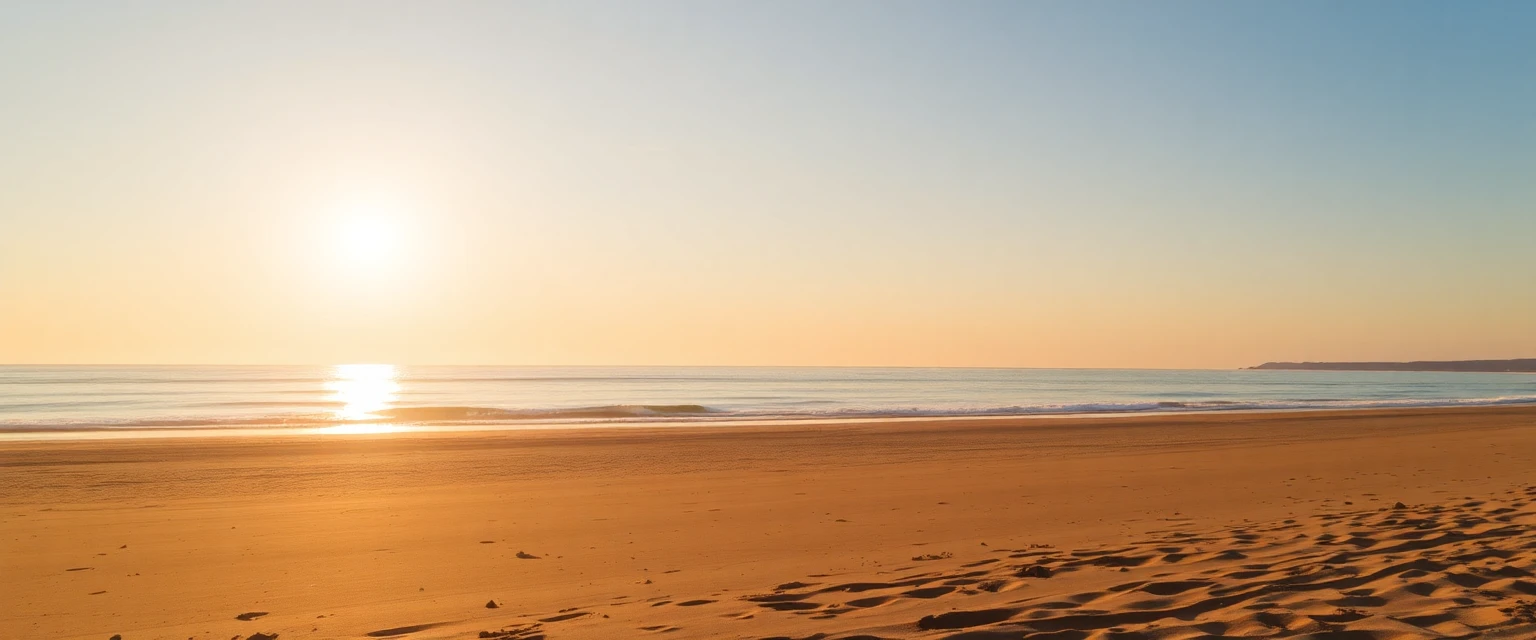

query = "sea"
[[2, 365, 1534, 438]]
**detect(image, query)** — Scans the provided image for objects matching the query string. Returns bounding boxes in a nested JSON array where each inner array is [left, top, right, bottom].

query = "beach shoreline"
[[8, 365, 1535, 440], [5, 405, 1536, 639], [5, 401, 1536, 442]]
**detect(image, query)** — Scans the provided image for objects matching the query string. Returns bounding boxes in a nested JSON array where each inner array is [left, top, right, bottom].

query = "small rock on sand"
[[515, 551, 539, 559], [1017, 565, 1053, 578], [235, 612, 268, 621], [1393, 502, 1408, 509], [485, 599, 500, 609], [247, 633, 279, 640]]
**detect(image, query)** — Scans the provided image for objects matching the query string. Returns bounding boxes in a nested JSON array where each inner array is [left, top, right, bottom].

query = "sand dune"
[[5, 406, 1536, 639]]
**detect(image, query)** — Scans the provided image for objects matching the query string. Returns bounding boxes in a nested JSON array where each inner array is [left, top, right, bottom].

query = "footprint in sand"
[[475, 493, 1536, 640], [537, 611, 590, 623], [364, 622, 447, 637]]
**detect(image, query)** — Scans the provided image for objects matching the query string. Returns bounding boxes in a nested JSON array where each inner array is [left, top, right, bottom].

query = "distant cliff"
[[1250, 359, 1536, 372]]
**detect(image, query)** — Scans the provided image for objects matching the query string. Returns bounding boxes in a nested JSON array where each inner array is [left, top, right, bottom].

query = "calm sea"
[[2, 365, 1534, 435]]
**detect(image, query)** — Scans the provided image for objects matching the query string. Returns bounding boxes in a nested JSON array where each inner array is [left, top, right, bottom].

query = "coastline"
[[8, 365, 1536, 440], [6, 404, 1536, 638], [5, 399, 1536, 441]]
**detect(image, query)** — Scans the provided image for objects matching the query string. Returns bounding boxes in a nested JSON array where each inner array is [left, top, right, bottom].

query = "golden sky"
[[3, 3, 1533, 367]]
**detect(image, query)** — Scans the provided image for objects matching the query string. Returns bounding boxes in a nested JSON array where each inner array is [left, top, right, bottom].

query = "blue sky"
[[1, 1, 1533, 366]]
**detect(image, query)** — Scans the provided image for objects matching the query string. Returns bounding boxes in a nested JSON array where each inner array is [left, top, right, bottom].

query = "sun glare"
[[339, 215, 399, 263], [326, 363, 400, 421], [333, 199, 408, 267]]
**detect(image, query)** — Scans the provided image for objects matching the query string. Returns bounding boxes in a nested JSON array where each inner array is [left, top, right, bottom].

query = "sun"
[[339, 216, 399, 263], [334, 200, 405, 266]]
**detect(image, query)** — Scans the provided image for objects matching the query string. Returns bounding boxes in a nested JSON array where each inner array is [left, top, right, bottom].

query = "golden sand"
[[5, 406, 1536, 639]]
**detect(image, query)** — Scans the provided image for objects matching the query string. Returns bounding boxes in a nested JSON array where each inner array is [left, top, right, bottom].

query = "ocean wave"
[[374, 404, 716, 421], [0, 404, 720, 431], [5, 396, 1536, 432], [192, 400, 342, 408], [0, 376, 331, 385]]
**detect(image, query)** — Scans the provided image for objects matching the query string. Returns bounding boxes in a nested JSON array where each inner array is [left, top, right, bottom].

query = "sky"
[[1, 1, 1533, 368]]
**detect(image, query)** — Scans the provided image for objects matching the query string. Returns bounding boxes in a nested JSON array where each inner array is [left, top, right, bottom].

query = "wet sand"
[[4, 406, 1536, 639]]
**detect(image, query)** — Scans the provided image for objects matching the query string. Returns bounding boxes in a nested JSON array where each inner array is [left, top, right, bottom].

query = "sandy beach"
[[5, 405, 1536, 640], [9, 1, 1534, 637]]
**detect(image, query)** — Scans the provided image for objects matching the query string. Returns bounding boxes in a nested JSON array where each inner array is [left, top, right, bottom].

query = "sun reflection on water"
[[326, 364, 399, 421]]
